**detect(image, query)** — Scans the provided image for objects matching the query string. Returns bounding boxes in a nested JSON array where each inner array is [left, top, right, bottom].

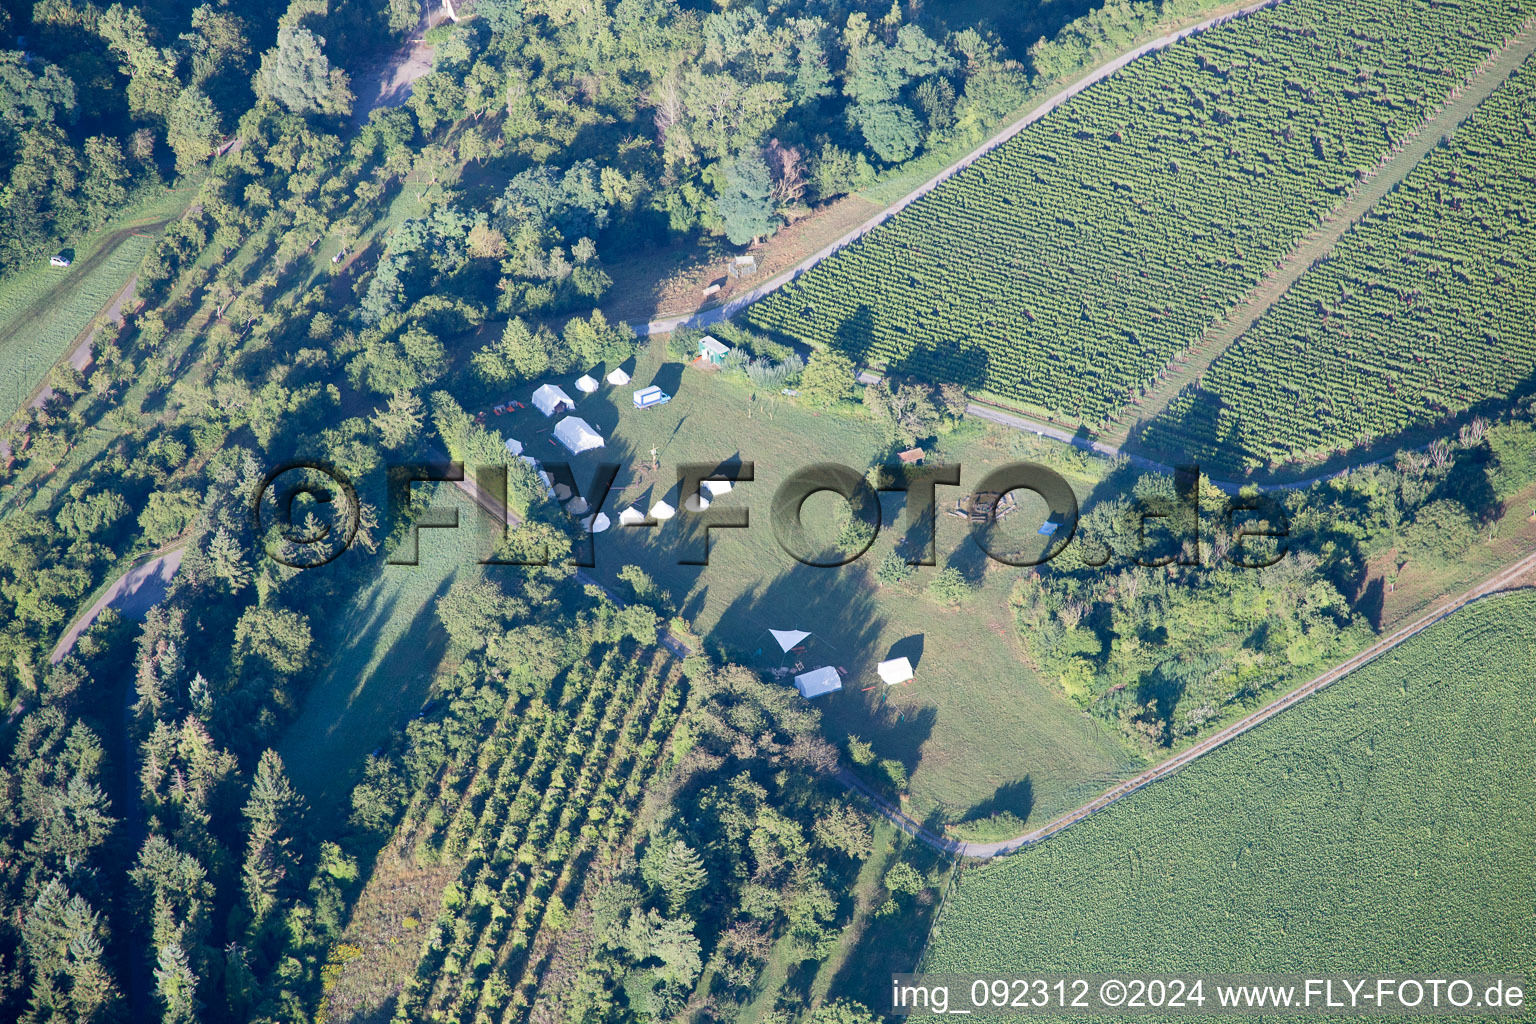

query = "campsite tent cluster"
[[525, 384, 606, 456], [766, 629, 915, 700]]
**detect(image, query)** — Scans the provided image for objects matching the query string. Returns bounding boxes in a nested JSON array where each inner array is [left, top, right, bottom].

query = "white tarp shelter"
[[575, 374, 599, 393], [769, 629, 811, 653], [504, 437, 524, 457], [649, 499, 675, 520], [877, 657, 914, 686], [701, 479, 733, 498], [533, 383, 574, 417], [581, 513, 611, 533], [606, 367, 631, 386], [794, 666, 842, 699], [554, 416, 604, 454], [684, 493, 710, 512], [618, 506, 647, 525]]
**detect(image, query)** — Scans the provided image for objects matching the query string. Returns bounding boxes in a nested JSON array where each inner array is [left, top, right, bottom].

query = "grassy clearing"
[[920, 589, 1536, 1007], [279, 484, 493, 811], [0, 186, 195, 419], [481, 338, 1138, 826], [0, 234, 152, 418]]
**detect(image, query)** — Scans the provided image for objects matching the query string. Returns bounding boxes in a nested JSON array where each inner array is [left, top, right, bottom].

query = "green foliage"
[[1144, 63, 1536, 471], [166, 87, 221, 176], [874, 551, 915, 586], [925, 594, 1536, 990], [255, 26, 353, 117], [745, 0, 1530, 424], [1401, 498, 1477, 564], [138, 488, 200, 546], [800, 349, 859, 406], [712, 151, 776, 245], [925, 566, 972, 605]]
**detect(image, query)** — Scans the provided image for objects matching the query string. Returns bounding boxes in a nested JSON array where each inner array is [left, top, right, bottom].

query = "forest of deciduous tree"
[[4, 0, 1530, 1020]]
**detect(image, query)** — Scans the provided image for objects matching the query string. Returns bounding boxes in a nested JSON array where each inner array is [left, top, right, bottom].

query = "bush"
[[926, 566, 972, 605], [1403, 499, 1477, 563], [875, 552, 915, 586], [666, 328, 700, 362]]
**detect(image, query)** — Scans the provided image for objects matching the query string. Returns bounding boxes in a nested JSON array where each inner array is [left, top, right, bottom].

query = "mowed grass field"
[[0, 234, 152, 417], [279, 484, 493, 811], [0, 187, 193, 420], [482, 339, 1139, 825], [919, 589, 1536, 1011]]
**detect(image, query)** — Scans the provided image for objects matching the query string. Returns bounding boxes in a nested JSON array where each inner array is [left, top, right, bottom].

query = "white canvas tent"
[[877, 657, 914, 686], [618, 506, 647, 525], [574, 374, 599, 393], [701, 479, 733, 498], [581, 513, 611, 533], [606, 367, 631, 386], [567, 496, 590, 514], [684, 493, 711, 512], [504, 437, 524, 457], [794, 666, 842, 699], [649, 499, 675, 520], [532, 383, 574, 417], [769, 629, 811, 654], [554, 416, 604, 454]]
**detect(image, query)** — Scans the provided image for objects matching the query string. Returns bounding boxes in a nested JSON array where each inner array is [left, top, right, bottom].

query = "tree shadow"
[[886, 633, 925, 670], [885, 336, 992, 393], [649, 359, 686, 397], [832, 303, 878, 366], [960, 775, 1034, 825]]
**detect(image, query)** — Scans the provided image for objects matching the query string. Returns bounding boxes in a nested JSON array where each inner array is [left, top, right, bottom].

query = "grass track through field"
[[1105, 18, 1536, 452], [0, 220, 166, 420]]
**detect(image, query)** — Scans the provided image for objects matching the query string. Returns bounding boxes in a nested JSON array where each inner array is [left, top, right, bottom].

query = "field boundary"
[[1109, 16, 1536, 453], [630, 0, 1289, 337], [842, 548, 1536, 860]]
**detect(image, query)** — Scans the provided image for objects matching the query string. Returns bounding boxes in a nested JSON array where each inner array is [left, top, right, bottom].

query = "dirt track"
[[863, 547, 1536, 859]]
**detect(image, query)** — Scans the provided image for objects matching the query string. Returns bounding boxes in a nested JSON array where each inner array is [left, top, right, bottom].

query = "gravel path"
[[630, 0, 1287, 337], [48, 546, 185, 665]]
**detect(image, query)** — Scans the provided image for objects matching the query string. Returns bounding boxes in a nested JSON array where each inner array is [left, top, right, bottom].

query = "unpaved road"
[[859, 546, 1536, 859], [49, 545, 186, 664], [351, 1, 447, 121], [633, 0, 1286, 336]]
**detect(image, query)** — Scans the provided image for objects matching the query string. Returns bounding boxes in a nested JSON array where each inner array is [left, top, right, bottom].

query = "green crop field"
[[1139, 60, 1536, 474], [742, 0, 1532, 426], [918, 589, 1536, 1014]]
